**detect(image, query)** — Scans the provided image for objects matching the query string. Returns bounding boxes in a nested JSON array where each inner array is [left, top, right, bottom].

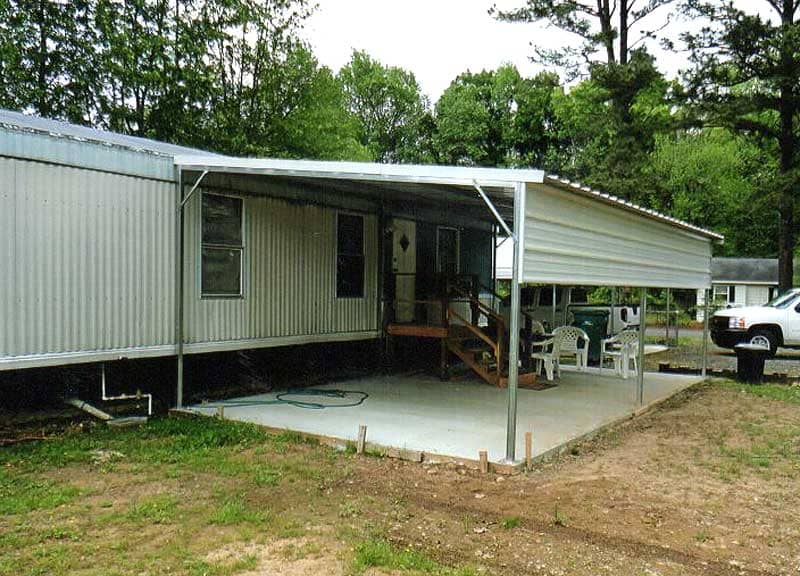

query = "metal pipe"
[[563, 286, 571, 326], [100, 362, 153, 416], [702, 287, 710, 377], [636, 288, 647, 405], [473, 180, 513, 238], [180, 170, 208, 208], [505, 181, 525, 463], [665, 288, 671, 345], [611, 286, 617, 333], [175, 167, 185, 408], [551, 285, 557, 329], [65, 398, 113, 421]]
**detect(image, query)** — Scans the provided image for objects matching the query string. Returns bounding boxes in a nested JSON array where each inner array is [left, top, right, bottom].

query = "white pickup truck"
[[711, 288, 800, 357]]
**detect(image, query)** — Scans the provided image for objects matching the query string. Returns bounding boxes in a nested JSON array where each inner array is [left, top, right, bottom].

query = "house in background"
[[696, 258, 779, 320]]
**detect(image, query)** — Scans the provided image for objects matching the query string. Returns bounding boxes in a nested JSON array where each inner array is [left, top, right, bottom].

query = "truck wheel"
[[748, 329, 778, 358]]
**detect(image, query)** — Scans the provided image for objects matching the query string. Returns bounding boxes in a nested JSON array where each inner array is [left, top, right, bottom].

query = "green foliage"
[[434, 65, 561, 168], [125, 494, 179, 525], [339, 50, 432, 163], [648, 129, 778, 256]]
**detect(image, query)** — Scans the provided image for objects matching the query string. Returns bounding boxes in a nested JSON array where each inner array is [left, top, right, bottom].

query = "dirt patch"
[[206, 536, 346, 576], [337, 383, 800, 575]]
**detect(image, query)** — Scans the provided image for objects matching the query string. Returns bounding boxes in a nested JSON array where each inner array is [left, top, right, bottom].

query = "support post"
[[611, 287, 617, 333], [702, 288, 710, 377], [174, 167, 184, 408], [551, 285, 557, 329], [505, 182, 525, 463], [665, 288, 671, 345], [524, 431, 532, 470], [637, 288, 647, 405]]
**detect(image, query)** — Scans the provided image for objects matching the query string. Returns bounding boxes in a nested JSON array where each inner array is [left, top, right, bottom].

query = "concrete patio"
[[190, 368, 702, 465]]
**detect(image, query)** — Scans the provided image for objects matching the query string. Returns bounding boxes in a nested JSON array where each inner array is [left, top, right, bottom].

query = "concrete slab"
[[189, 369, 702, 464]]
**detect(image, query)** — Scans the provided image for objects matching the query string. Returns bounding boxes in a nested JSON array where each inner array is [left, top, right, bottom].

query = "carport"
[[174, 157, 723, 464]]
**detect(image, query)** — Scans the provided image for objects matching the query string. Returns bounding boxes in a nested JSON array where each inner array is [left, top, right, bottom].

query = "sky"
[[302, 0, 691, 101]]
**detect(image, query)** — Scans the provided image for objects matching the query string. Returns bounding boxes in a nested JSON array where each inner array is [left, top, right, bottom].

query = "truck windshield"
[[766, 290, 800, 309]]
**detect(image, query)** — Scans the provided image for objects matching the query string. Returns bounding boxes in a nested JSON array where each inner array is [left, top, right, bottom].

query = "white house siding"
[[522, 183, 712, 289], [0, 157, 176, 368], [182, 190, 379, 350], [745, 285, 770, 306]]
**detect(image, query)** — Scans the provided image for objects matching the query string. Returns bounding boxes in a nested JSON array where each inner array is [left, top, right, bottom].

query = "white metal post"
[[505, 182, 525, 463], [702, 288, 710, 377], [636, 288, 647, 405], [665, 288, 671, 345], [175, 167, 184, 408], [551, 285, 557, 329]]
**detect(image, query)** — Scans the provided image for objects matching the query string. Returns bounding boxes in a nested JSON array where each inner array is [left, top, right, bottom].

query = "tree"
[[491, 0, 675, 78], [0, 0, 97, 122], [680, 0, 800, 290], [338, 50, 431, 163], [433, 65, 561, 167], [648, 129, 778, 256]]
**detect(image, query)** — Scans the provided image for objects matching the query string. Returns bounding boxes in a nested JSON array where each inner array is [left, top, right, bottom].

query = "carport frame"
[[171, 157, 722, 465]]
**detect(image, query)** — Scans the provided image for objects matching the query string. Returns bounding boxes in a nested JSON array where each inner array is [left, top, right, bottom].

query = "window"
[[201, 193, 244, 297], [713, 284, 730, 305], [337, 213, 364, 298], [436, 227, 460, 275]]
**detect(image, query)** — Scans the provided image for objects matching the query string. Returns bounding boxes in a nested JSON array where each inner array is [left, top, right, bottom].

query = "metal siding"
[[183, 190, 378, 345], [522, 183, 712, 289], [0, 158, 175, 363]]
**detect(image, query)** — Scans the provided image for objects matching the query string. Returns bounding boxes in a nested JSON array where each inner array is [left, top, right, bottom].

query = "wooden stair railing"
[[444, 288, 536, 388]]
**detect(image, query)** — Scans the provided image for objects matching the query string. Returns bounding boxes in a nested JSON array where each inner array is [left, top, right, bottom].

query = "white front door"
[[391, 219, 416, 322]]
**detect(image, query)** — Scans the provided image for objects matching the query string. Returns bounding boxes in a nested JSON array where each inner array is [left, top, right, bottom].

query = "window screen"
[[201, 193, 244, 297], [337, 213, 365, 298], [436, 227, 459, 275]]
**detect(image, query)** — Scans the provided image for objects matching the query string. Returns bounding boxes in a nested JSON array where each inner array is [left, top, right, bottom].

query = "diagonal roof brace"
[[473, 180, 514, 239], [180, 170, 208, 208]]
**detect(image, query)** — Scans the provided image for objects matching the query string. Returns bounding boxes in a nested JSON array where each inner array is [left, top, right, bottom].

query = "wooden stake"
[[479, 450, 488, 474], [217, 406, 225, 419], [357, 425, 367, 455], [525, 431, 533, 470]]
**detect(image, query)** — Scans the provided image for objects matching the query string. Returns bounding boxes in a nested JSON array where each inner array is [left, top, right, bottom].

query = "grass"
[[501, 516, 521, 530], [125, 494, 179, 525], [208, 495, 269, 526], [0, 472, 80, 514], [351, 539, 476, 575], [719, 379, 800, 405]]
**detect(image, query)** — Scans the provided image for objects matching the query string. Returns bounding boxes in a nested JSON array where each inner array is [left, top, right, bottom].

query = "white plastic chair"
[[531, 326, 590, 380], [531, 335, 560, 381], [600, 329, 639, 379], [553, 326, 590, 371]]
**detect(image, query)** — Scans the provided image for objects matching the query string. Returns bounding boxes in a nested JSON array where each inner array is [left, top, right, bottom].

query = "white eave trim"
[[173, 155, 544, 189]]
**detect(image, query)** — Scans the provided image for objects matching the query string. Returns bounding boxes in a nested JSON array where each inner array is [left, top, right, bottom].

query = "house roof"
[[0, 109, 216, 158], [712, 258, 778, 284]]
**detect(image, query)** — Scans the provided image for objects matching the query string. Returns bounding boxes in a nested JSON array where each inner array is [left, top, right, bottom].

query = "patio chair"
[[531, 335, 559, 381], [531, 325, 590, 380], [552, 326, 590, 371], [600, 329, 640, 379]]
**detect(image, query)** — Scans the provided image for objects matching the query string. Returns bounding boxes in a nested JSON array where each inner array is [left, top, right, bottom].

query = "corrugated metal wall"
[[182, 190, 379, 348], [522, 183, 712, 289], [0, 157, 176, 365]]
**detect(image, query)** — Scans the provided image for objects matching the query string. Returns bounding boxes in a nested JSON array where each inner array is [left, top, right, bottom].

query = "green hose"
[[203, 388, 368, 410]]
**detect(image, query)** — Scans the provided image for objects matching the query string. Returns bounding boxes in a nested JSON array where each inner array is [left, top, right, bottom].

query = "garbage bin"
[[572, 309, 610, 364], [734, 343, 769, 383]]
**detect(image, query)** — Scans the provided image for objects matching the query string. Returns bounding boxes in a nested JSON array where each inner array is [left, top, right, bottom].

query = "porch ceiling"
[[175, 156, 535, 230]]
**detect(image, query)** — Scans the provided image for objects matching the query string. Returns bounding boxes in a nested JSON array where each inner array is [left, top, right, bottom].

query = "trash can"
[[572, 309, 610, 364], [734, 343, 769, 383]]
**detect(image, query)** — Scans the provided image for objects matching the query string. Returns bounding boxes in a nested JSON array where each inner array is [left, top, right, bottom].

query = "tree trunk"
[[777, 0, 797, 291], [619, 0, 628, 65], [598, 0, 616, 64]]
